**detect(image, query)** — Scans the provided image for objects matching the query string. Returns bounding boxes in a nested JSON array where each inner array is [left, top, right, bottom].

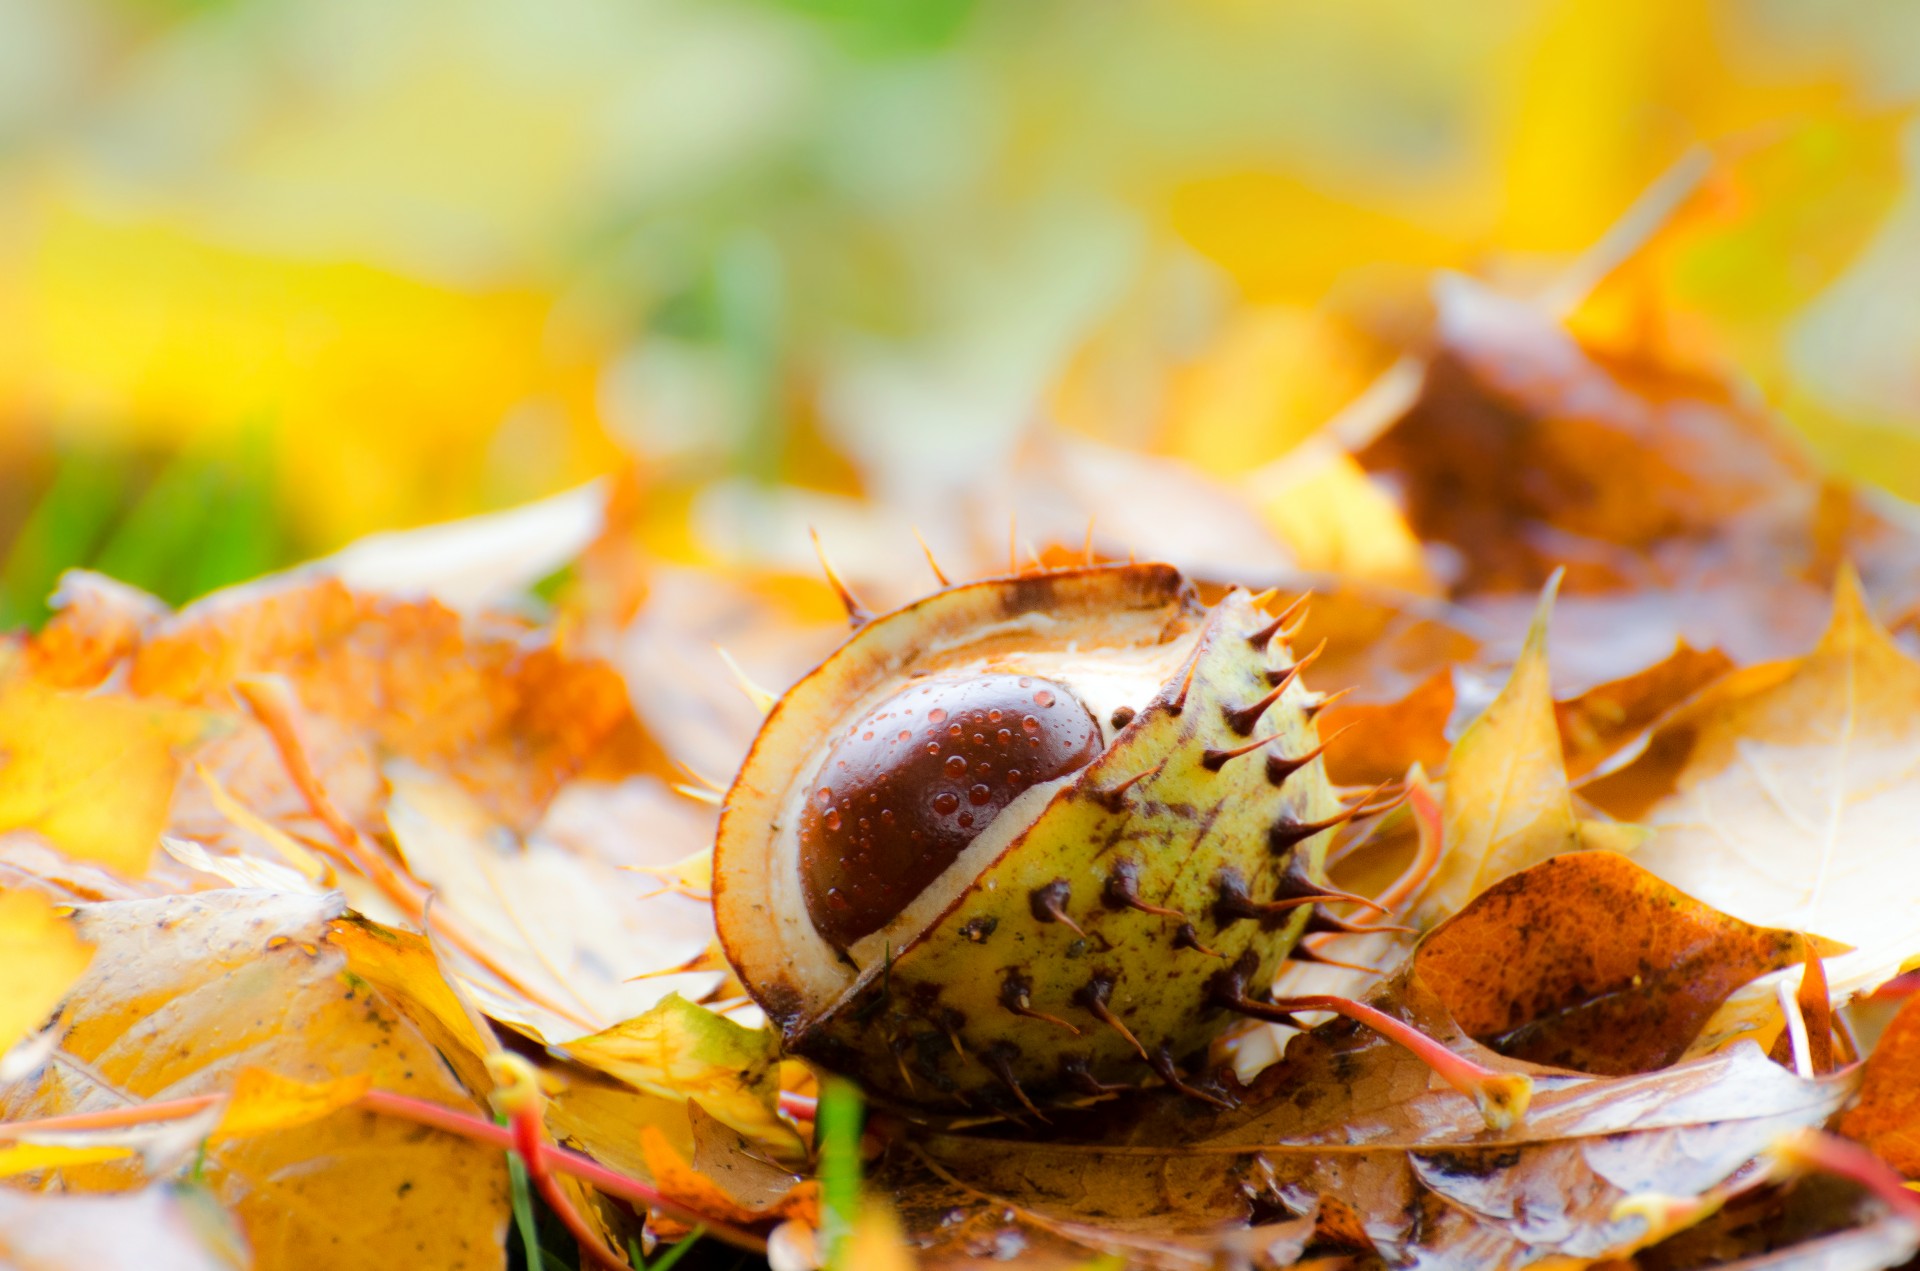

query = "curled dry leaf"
[[1411, 576, 1643, 927], [562, 994, 798, 1156], [1585, 569, 1920, 995], [0, 890, 508, 1271]]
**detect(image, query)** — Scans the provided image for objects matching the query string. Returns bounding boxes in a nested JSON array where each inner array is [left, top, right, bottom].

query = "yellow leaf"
[[636, 1116, 816, 1227], [1160, 306, 1380, 472], [0, 659, 209, 876], [1244, 445, 1433, 593], [1414, 574, 1643, 925], [565, 994, 800, 1156], [1170, 174, 1466, 304], [195, 764, 330, 883], [215, 1069, 373, 1139], [0, 890, 509, 1271], [838, 1196, 917, 1271], [0, 887, 93, 1053], [0, 1142, 134, 1178], [1586, 567, 1920, 995]]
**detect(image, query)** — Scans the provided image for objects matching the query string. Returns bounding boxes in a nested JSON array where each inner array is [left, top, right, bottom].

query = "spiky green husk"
[[716, 565, 1345, 1114]]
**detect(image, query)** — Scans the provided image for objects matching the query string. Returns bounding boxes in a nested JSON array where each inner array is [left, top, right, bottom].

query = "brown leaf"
[[1838, 993, 1920, 1178], [42, 574, 664, 831], [1320, 665, 1454, 788], [1358, 276, 1818, 598], [1414, 851, 1828, 1075], [907, 1001, 1853, 1270], [1555, 641, 1734, 781]]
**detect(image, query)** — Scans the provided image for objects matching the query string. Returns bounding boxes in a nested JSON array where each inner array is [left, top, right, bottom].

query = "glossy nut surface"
[[799, 674, 1102, 948]]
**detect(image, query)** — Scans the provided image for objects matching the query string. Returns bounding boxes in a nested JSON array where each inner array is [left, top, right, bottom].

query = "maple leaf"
[[382, 766, 720, 1042], [1585, 568, 1920, 996]]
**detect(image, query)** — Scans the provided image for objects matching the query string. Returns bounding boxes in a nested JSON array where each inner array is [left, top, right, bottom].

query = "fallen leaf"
[[909, 1005, 1852, 1269], [1838, 992, 1920, 1177], [1555, 641, 1734, 780], [1245, 444, 1433, 594], [0, 1142, 135, 1179], [39, 573, 665, 832], [0, 655, 209, 877], [1412, 576, 1643, 926], [1414, 851, 1831, 1074], [636, 1107, 814, 1226], [383, 766, 719, 1042], [564, 995, 798, 1156], [1584, 569, 1920, 994], [1361, 276, 1812, 591], [0, 890, 508, 1271], [23, 572, 167, 692], [0, 889, 92, 1055], [213, 1069, 373, 1140], [1319, 665, 1455, 788], [901, 852, 1857, 1268]]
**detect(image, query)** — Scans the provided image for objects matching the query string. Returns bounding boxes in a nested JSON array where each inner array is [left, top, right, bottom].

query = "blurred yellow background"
[[3, 0, 1917, 623]]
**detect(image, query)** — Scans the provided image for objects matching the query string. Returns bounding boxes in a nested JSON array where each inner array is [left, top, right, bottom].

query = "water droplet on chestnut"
[[798, 673, 1103, 948]]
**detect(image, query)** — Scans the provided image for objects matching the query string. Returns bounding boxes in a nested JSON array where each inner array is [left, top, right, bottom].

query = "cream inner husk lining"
[[769, 627, 1200, 997]]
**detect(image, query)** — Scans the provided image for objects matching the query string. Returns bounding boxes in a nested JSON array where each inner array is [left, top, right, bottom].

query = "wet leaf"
[[908, 997, 1853, 1269]]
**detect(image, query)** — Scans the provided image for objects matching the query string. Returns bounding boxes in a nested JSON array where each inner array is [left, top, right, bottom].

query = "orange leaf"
[[1839, 993, 1920, 1177]]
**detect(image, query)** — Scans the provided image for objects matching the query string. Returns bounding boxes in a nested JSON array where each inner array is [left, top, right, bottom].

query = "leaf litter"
[[10, 155, 1920, 1271]]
